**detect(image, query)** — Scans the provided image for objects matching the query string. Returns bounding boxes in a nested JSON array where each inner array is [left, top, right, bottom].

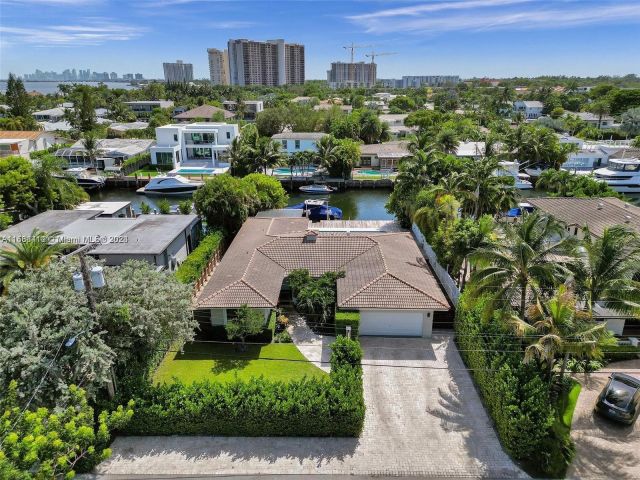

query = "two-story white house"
[[150, 123, 239, 169], [513, 100, 544, 120], [124, 100, 174, 118], [271, 132, 327, 155]]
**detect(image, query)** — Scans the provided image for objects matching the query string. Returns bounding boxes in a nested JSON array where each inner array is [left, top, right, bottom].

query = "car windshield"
[[605, 378, 638, 408]]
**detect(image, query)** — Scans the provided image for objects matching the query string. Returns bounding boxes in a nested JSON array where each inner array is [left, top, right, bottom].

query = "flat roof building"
[[227, 39, 305, 86], [327, 62, 376, 89], [163, 60, 194, 83]]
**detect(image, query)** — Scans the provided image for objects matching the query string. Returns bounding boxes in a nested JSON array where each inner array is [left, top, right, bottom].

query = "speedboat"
[[56, 167, 106, 190], [299, 184, 335, 194], [139, 174, 203, 196], [287, 199, 343, 220], [495, 161, 533, 190], [506, 202, 535, 218], [594, 157, 640, 193]]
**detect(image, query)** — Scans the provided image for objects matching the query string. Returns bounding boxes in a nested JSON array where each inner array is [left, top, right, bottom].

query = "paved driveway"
[[567, 360, 640, 479], [93, 335, 525, 478]]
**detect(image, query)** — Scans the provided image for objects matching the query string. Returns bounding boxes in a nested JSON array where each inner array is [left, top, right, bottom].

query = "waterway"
[[0, 81, 138, 95], [90, 188, 395, 220]]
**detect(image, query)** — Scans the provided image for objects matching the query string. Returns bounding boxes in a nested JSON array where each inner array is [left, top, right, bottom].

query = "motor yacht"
[[594, 157, 640, 193], [139, 174, 203, 196], [55, 167, 106, 190]]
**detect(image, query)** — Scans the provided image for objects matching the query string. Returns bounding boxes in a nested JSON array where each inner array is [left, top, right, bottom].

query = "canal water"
[[90, 188, 395, 220]]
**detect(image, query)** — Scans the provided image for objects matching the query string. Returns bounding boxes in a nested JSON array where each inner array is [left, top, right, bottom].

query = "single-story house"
[[32, 107, 67, 122], [0, 203, 200, 271], [173, 104, 235, 122], [194, 217, 450, 337], [124, 100, 175, 118], [55, 138, 154, 169], [359, 141, 409, 170], [0, 130, 64, 159], [313, 102, 353, 113], [271, 132, 327, 155], [107, 121, 150, 137], [290, 96, 317, 105], [455, 141, 486, 159], [569, 111, 617, 129]]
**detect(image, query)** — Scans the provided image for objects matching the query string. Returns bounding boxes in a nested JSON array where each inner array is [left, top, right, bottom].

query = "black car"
[[594, 373, 640, 426]]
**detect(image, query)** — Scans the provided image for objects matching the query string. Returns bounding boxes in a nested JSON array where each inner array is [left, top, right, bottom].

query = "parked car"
[[594, 373, 640, 425]]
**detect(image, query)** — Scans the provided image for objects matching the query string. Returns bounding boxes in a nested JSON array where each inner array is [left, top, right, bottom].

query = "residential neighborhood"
[[1, 1, 640, 479]]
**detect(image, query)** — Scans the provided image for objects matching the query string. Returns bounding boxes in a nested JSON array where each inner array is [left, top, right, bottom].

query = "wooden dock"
[[278, 176, 394, 191]]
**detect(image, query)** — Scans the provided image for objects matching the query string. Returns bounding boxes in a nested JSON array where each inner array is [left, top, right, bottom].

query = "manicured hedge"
[[175, 231, 224, 284], [604, 345, 640, 363], [456, 294, 571, 478], [117, 336, 365, 437], [335, 310, 360, 337]]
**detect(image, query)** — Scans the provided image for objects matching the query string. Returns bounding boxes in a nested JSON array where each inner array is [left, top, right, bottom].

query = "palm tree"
[[549, 142, 579, 171], [435, 128, 459, 154], [81, 134, 101, 168], [589, 100, 610, 130], [535, 169, 573, 196], [315, 135, 338, 173], [509, 285, 612, 379], [458, 157, 516, 218], [250, 138, 284, 174], [469, 212, 575, 317], [407, 131, 435, 154], [413, 193, 460, 235], [227, 136, 246, 176], [0, 229, 67, 288], [571, 226, 640, 315]]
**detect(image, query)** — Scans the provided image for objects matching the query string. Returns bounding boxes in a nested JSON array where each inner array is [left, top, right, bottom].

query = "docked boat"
[[299, 184, 335, 194], [594, 157, 640, 193], [55, 167, 106, 190], [138, 174, 203, 196], [495, 161, 533, 190], [287, 199, 343, 221]]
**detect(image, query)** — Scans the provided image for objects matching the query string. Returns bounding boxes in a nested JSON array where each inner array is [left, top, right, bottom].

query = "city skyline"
[[1, 0, 640, 80]]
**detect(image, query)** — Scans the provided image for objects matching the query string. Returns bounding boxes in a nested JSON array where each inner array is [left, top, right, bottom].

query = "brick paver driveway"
[[94, 335, 525, 478], [567, 360, 640, 479]]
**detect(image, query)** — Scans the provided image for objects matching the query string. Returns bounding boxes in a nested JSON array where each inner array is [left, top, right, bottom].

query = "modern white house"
[[513, 100, 544, 120], [379, 114, 417, 139], [124, 100, 174, 117], [271, 132, 327, 155], [570, 111, 617, 129], [0, 131, 64, 159], [222, 100, 264, 120], [150, 123, 240, 169]]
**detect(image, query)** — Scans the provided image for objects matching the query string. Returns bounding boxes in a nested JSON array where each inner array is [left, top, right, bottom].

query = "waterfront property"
[[32, 106, 67, 122], [455, 141, 486, 159], [172, 105, 234, 122], [0, 130, 64, 158], [358, 141, 409, 170], [513, 100, 544, 120], [150, 123, 239, 169], [0, 203, 200, 271], [55, 138, 154, 169], [124, 100, 174, 117], [271, 132, 327, 155], [194, 217, 450, 337]]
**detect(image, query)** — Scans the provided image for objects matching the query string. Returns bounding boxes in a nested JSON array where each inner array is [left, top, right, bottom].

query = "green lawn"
[[556, 380, 582, 436], [153, 342, 327, 384], [129, 167, 167, 178]]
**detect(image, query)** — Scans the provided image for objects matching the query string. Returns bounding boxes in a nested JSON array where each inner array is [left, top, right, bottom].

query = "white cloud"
[[0, 19, 145, 47], [347, 1, 640, 34], [206, 20, 257, 29]]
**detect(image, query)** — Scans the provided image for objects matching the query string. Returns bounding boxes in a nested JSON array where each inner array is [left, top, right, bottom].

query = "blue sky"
[[1, 0, 640, 80]]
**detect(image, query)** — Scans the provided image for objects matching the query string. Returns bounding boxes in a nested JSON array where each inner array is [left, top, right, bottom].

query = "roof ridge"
[[240, 279, 276, 306], [335, 237, 379, 269], [384, 271, 450, 309], [339, 270, 388, 306]]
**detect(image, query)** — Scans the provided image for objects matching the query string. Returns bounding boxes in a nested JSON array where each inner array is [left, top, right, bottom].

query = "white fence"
[[411, 223, 460, 306]]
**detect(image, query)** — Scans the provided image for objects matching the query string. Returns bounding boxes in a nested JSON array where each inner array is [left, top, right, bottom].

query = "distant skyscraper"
[[327, 62, 376, 89], [123, 73, 134, 80], [163, 60, 194, 83], [110, 72, 118, 80], [227, 39, 304, 86], [401, 75, 460, 88], [207, 48, 229, 85], [134, 73, 144, 80]]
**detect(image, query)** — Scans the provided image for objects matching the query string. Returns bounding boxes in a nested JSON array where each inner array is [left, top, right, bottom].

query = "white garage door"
[[359, 310, 427, 337]]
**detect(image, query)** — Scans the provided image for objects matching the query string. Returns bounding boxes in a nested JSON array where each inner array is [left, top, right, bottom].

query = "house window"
[[156, 152, 174, 165], [173, 134, 178, 142], [295, 140, 301, 149], [226, 131, 231, 139], [360, 156, 372, 167], [282, 140, 288, 149]]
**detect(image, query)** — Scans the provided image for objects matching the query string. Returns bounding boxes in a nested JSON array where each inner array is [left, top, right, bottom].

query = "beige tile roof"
[[527, 197, 640, 238], [0, 130, 47, 140], [195, 217, 450, 311], [174, 105, 234, 120], [359, 141, 410, 159]]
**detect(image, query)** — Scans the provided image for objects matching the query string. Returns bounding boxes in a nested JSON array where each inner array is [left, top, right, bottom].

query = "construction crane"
[[343, 43, 372, 63], [365, 51, 397, 64]]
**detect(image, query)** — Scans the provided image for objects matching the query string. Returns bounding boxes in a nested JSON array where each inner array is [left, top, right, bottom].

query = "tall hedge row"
[[175, 231, 224, 284], [117, 336, 365, 437], [455, 294, 571, 477]]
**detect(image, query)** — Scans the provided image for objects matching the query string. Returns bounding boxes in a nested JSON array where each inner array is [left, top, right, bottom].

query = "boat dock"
[[278, 176, 394, 191]]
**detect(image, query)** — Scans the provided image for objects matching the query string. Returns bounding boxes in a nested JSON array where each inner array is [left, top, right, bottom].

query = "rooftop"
[[527, 197, 640, 238], [108, 121, 150, 131], [271, 132, 327, 140], [360, 141, 410, 159], [173, 104, 235, 120], [195, 217, 450, 311], [76, 201, 131, 215], [516, 100, 544, 108], [0, 130, 48, 140], [455, 141, 486, 157], [59, 138, 154, 157]]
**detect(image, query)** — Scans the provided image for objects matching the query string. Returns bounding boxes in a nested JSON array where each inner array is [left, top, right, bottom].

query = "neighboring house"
[[0, 205, 201, 271], [562, 146, 610, 173], [124, 100, 175, 118], [313, 102, 353, 113], [455, 141, 486, 159], [0, 131, 64, 159], [222, 100, 264, 121], [55, 138, 154, 169], [271, 132, 327, 155], [359, 141, 410, 170], [290, 96, 317, 105], [569, 111, 617, 129], [372, 92, 397, 103], [32, 107, 67, 122], [107, 121, 150, 137], [193, 217, 450, 337], [173, 105, 235, 122], [150, 122, 239, 169], [379, 114, 416, 139], [513, 100, 544, 120]]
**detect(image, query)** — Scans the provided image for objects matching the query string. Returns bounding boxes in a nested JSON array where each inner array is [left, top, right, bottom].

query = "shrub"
[[456, 293, 570, 478], [115, 334, 364, 437], [140, 201, 151, 214], [175, 231, 224, 284], [604, 345, 640, 363], [157, 198, 171, 214], [335, 310, 360, 337], [274, 330, 292, 343], [330, 335, 363, 370], [178, 199, 192, 214]]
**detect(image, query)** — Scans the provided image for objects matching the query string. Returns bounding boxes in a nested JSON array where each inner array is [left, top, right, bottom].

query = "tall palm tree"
[[250, 138, 284, 174], [413, 193, 460, 235], [571, 226, 640, 315], [549, 142, 579, 171], [315, 135, 338, 173], [509, 285, 612, 379], [226, 136, 246, 176], [359, 111, 383, 144], [469, 212, 575, 317], [458, 157, 516, 218], [435, 128, 459, 154], [407, 131, 435, 154], [81, 134, 101, 168], [0, 229, 67, 288]]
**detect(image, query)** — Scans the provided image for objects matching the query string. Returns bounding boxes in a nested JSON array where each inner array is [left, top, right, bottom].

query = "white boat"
[[299, 184, 335, 194], [56, 167, 106, 190], [594, 157, 640, 193], [139, 174, 203, 196], [495, 161, 533, 190]]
